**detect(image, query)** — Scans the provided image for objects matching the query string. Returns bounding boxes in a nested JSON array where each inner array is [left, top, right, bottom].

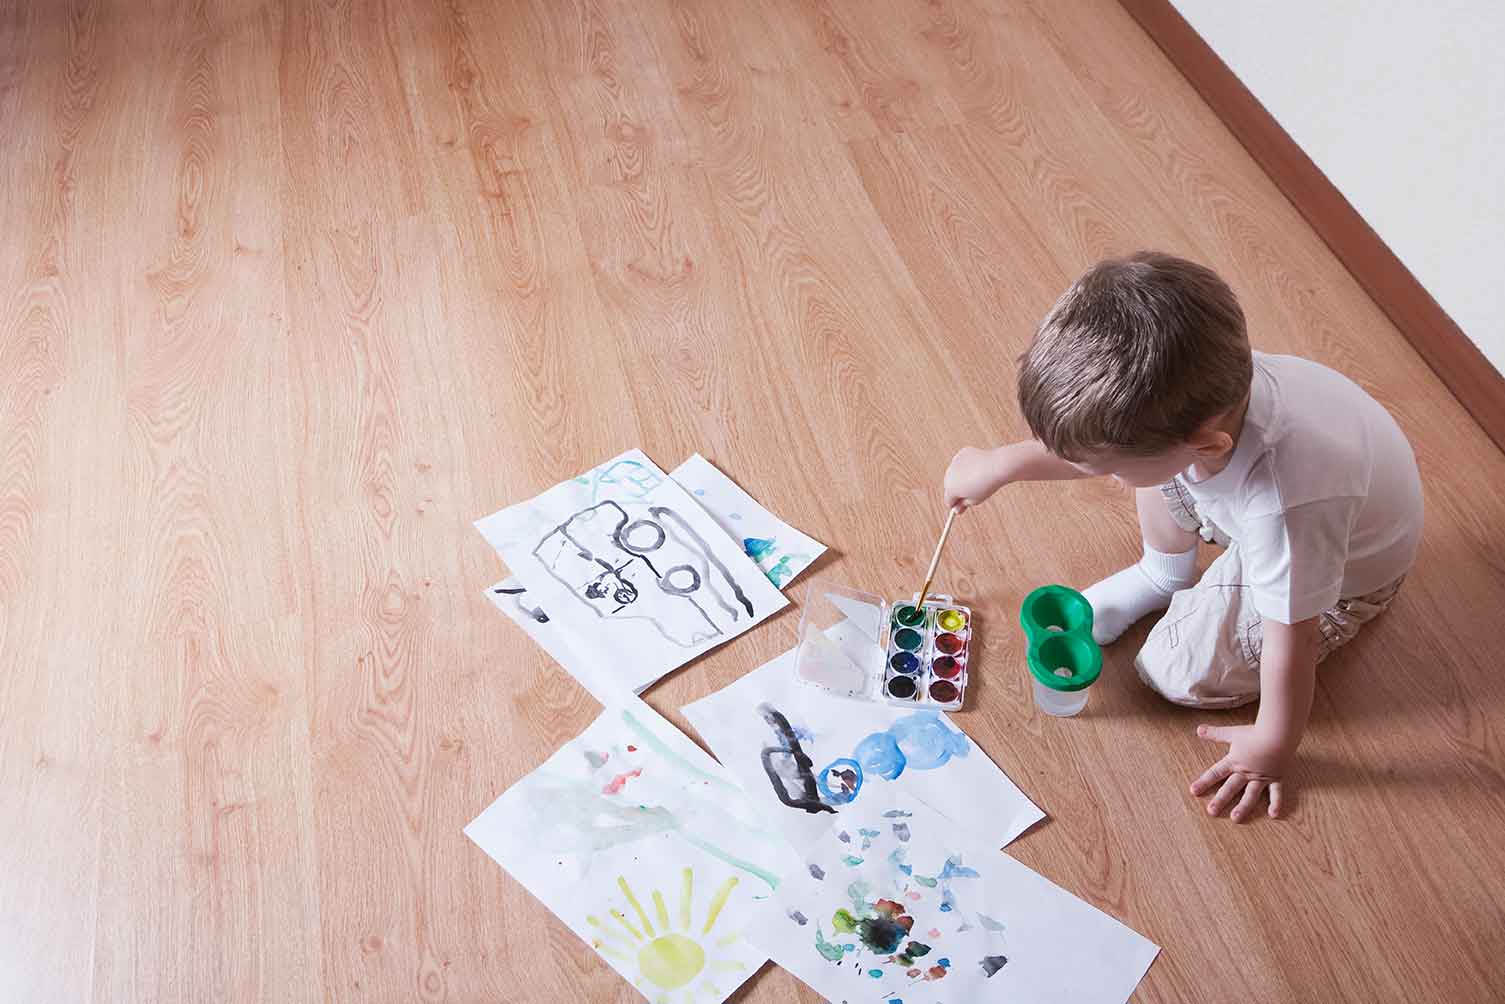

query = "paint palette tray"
[[793, 578, 971, 710]]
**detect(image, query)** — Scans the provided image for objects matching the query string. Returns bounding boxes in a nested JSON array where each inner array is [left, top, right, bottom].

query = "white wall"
[[1171, 1, 1505, 374]]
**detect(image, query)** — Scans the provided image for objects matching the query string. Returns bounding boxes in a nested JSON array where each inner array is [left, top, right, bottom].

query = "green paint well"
[[894, 628, 924, 652], [893, 605, 926, 628]]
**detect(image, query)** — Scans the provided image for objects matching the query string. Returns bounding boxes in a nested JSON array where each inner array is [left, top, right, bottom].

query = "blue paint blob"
[[743, 536, 776, 560], [854, 732, 906, 780], [888, 712, 970, 771], [868, 968, 882, 978], [938, 958, 951, 968], [938, 855, 980, 881]]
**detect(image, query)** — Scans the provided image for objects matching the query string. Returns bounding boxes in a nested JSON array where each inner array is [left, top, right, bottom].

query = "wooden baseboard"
[[1119, 0, 1505, 455]]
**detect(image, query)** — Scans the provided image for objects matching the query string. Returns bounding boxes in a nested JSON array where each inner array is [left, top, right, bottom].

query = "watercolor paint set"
[[793, 579, 972, 710]]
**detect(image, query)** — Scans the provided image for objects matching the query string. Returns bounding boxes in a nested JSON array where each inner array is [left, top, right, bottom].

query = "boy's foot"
[[1083, 544, 1199, 644]]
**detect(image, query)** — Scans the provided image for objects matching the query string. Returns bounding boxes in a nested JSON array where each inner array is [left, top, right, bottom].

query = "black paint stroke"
[[650, 505, 755, 618], [493, 586, 549, 624], [757, 703, 835, 815]]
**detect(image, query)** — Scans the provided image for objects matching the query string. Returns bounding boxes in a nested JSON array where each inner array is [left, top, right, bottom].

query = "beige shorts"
[[1134, 480, 1406, 709]]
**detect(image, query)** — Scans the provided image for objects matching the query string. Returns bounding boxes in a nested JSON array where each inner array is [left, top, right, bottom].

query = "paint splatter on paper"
[[476, 450, 789, 695], [683, 650, 1044, 853], [753, 799, 1160, 1004], [670, 454, 826, 589], [465, 698, 797, 1004]]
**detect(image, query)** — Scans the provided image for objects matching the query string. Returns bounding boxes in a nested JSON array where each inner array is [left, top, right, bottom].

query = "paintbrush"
[[913, 506, 961, 613]]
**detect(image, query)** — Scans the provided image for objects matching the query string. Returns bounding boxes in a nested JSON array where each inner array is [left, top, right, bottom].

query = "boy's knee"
[[1134, 624, 1260, 709]]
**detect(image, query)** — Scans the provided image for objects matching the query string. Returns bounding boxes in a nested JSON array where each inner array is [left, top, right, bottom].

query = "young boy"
[[944, 252, 1423, 823]]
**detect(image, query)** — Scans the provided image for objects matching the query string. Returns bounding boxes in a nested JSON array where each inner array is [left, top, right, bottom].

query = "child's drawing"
[[465, 698, 798, 1004], [670, 454, 826, 589], [757, 704, 970, 814], [476, 450, 789, 693], [755, 799, 1160, 1004], [683, 649, 1043, 852], [534, 499, 755, 648], [589, 868, 751, 1002]]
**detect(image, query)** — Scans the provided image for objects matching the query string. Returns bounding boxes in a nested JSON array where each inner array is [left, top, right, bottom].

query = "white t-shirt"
[[1181, 352, 1423, 624]]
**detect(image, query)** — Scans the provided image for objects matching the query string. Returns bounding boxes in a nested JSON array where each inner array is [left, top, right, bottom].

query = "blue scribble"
[[887, 845, 912, 876], [818, 712, 969, 808], [816, 758, 863, 805], [939, 887, 956, 912], [858, 827, 880, 850]]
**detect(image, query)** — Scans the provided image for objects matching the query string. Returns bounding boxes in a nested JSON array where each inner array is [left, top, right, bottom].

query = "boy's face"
[[1068, 448, 1195, 488]]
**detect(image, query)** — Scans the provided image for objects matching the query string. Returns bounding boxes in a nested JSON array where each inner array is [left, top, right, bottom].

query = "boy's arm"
[[945, 439, 1092, 509], [1190, 615, 1321, 821]]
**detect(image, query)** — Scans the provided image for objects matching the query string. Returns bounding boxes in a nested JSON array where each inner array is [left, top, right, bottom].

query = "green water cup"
[[1019, 585, 1102, 717]]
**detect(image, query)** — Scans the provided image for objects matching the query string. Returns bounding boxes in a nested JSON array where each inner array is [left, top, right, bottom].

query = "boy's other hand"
[[1190, 723, 1292, 822], [944, 446, 1004, 510]]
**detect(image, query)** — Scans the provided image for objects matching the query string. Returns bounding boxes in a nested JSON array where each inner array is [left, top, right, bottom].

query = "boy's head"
[[1018, 252, 1252, 487]]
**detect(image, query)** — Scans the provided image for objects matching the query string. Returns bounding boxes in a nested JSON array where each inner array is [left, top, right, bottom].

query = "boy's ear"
[[1186, 417, 1235, 458]]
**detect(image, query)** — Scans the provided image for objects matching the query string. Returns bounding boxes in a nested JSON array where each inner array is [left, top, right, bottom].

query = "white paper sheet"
[[465, 697, 800, 1004], [682, 649, 1044, 852], [476, 449, 789, 693], [485, 577, 621, 700], [754, 798, 1159, 1004], [669, 454, 826, 588]]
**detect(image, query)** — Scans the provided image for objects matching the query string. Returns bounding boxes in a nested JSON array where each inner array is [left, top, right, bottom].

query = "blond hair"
[[1017, 252, 1251, 459]]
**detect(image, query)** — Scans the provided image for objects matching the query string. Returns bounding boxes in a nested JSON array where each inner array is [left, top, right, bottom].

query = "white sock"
[[1082, 544, 1199, 644]]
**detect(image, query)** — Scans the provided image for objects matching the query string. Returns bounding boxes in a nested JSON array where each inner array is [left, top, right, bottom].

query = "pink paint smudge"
[[601, 768, 642, 795]]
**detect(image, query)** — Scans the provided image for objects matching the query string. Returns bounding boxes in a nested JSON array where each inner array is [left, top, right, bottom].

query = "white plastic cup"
[[1031, 675, 1091, 717]]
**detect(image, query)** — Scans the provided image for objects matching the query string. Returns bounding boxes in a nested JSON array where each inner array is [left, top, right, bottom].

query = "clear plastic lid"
[[793, 579, 888, 700]]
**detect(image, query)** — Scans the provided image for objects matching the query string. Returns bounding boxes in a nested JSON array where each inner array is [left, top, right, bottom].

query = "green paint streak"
[[621, 710, 743, 794], [913, 874, 938, 888], [679, 831, 780, 892], [814, 925, 851, 962], [846, 880, 872, 914], [842, 855, 864, 867], [831, 909, 858, 933]]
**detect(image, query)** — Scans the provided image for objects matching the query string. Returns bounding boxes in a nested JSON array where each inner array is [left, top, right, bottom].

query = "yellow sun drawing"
[[587, 868, 749, 1003]]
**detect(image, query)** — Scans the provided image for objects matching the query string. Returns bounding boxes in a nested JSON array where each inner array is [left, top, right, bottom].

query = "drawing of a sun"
[[587, 868, 749, 1003]]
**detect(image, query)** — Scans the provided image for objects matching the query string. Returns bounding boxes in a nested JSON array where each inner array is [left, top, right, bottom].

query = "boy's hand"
[[1190, 723, 1293, 822], [944, 446, 1006, 510]]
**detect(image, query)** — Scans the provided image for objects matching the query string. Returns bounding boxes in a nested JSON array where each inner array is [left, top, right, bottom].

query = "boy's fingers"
[[1190, 756, 1233, 795], [1268, 782, 1285, 818], [1196, 723, 1234, 743], [1231, 780, 1267, 823], [1207, 773, 1245, 816]]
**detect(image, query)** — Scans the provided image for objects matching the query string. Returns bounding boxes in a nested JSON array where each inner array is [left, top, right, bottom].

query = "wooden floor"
[[3, 1, 1503, 1001]]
